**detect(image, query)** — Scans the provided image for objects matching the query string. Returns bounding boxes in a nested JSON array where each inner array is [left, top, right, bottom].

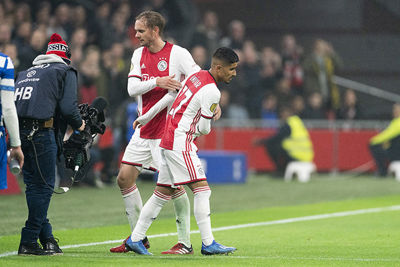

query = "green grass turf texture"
[[1, 173, 400, 266]]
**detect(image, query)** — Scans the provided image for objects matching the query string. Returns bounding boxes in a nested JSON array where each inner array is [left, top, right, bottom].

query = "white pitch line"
[[61, 254, 400, 263], [1, 205, 400, 258]]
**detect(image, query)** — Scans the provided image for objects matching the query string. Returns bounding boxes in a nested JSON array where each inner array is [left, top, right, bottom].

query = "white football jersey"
[[128, 42, 200, 139], [160, 70, 220, 151]]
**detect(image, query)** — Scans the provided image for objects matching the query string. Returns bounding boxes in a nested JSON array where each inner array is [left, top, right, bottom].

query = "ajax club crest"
[[157, 60, 168, 71]]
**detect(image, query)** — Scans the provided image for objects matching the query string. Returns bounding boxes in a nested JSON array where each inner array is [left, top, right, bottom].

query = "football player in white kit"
[[126, 47, 239, 255], [110, 11, 201, 254]]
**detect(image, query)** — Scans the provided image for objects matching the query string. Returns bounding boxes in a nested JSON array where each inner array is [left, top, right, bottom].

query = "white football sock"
[[121, 185, 142, 232], [172, 188, 191, 247], [131, 190, 171, 242], [193, 186, 214, 246]]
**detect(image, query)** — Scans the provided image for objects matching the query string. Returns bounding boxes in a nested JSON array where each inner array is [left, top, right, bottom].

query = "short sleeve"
[[128, 48, 143, 79], [0, 56, 15, 91], [200, 84, 221, 119]]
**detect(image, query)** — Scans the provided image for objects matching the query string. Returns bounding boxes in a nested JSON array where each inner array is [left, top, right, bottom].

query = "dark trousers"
[[264, 140, 294, 173], [369, 140, 400, 177], [20, 128, 56, 244]]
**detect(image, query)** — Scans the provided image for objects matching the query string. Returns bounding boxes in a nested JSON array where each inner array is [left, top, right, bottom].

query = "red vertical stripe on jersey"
[[186, 109, 201, 151], [139, 42, 173, 139]]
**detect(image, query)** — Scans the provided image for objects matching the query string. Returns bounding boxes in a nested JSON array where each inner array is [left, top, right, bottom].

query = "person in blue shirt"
[[0, 52, 24, 189]]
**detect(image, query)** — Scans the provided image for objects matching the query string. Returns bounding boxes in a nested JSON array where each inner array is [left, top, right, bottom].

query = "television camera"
[[63, 97, 108, 178]]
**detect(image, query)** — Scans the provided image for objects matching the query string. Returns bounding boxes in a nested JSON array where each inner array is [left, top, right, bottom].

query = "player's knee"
[[117, 169, 138, 188], [117, 174, 129, 188]]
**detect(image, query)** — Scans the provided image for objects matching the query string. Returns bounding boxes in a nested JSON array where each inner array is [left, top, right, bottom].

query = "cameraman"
[[14, 33, 85, 256]]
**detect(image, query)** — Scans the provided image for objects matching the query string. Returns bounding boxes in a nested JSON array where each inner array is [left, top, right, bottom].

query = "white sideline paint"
[[1, 204, 400, 258], [65, 254, 400, 262]]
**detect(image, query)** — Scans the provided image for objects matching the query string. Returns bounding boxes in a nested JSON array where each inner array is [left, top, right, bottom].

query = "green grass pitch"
[[1, 173, 400, 266]]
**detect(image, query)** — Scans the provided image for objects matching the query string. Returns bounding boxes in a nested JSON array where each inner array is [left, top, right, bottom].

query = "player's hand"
[[213, 104, 222, 121], [9, 146, 24, 169], [132, 119, 143, 129], [78, 120, 86, 131], [156, 75, 182, 92]]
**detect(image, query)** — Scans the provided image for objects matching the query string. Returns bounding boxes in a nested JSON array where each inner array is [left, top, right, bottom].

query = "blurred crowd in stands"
[[0, 0, 367, 185]]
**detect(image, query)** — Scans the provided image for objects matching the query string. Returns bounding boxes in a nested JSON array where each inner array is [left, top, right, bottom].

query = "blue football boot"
[[201, 240, 236, 255], [125, 237, 152, 255]]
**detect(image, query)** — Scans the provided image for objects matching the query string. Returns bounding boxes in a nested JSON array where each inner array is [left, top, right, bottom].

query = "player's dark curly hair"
[[212, 47, 239, 65], [136, 11, 166, 35]]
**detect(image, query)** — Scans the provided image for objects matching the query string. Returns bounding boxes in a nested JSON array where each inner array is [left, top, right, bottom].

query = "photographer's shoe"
[[125, 237, 152, 255], [18, 242, 47, 256], [41, 237, 63, 255], [110, 236, 150, 253], [201, 240, 236, 255]]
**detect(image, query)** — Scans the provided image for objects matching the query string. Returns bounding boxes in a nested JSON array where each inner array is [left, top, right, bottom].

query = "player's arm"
[[1, 57, 24, 167], [213, 104, 221, 121], [253, 123, 291, 147], [196, 85, 221, 136], [128, 75, 181, 97], [127, 49, 156, 97], [1, 57, 20, 147], [127, 50, 181, 97], [134, 90, 177, 127], [370, 118, 400, 145], [127, 77, 157, 97], [2, 90, 20, 146]]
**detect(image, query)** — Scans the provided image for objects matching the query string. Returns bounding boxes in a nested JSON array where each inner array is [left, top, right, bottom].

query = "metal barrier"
[[333, 75, 400, 103], [214, 119, 390, 130]]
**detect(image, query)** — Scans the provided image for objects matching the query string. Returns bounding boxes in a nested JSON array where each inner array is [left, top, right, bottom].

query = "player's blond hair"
[[136, 11, 166, 36]]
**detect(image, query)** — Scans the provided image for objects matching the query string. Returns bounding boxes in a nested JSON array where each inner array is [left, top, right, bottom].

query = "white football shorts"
[[157, 148, 207, 187], [121, 129, 161, 172]]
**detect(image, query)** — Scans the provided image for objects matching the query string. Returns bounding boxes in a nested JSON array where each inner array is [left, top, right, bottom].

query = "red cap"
[[46, 33, 70, 62]]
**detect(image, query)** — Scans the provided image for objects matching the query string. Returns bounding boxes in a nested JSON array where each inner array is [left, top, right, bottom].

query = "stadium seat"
[[388, 161, 400, 182], [284, 161, 316, 183]]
